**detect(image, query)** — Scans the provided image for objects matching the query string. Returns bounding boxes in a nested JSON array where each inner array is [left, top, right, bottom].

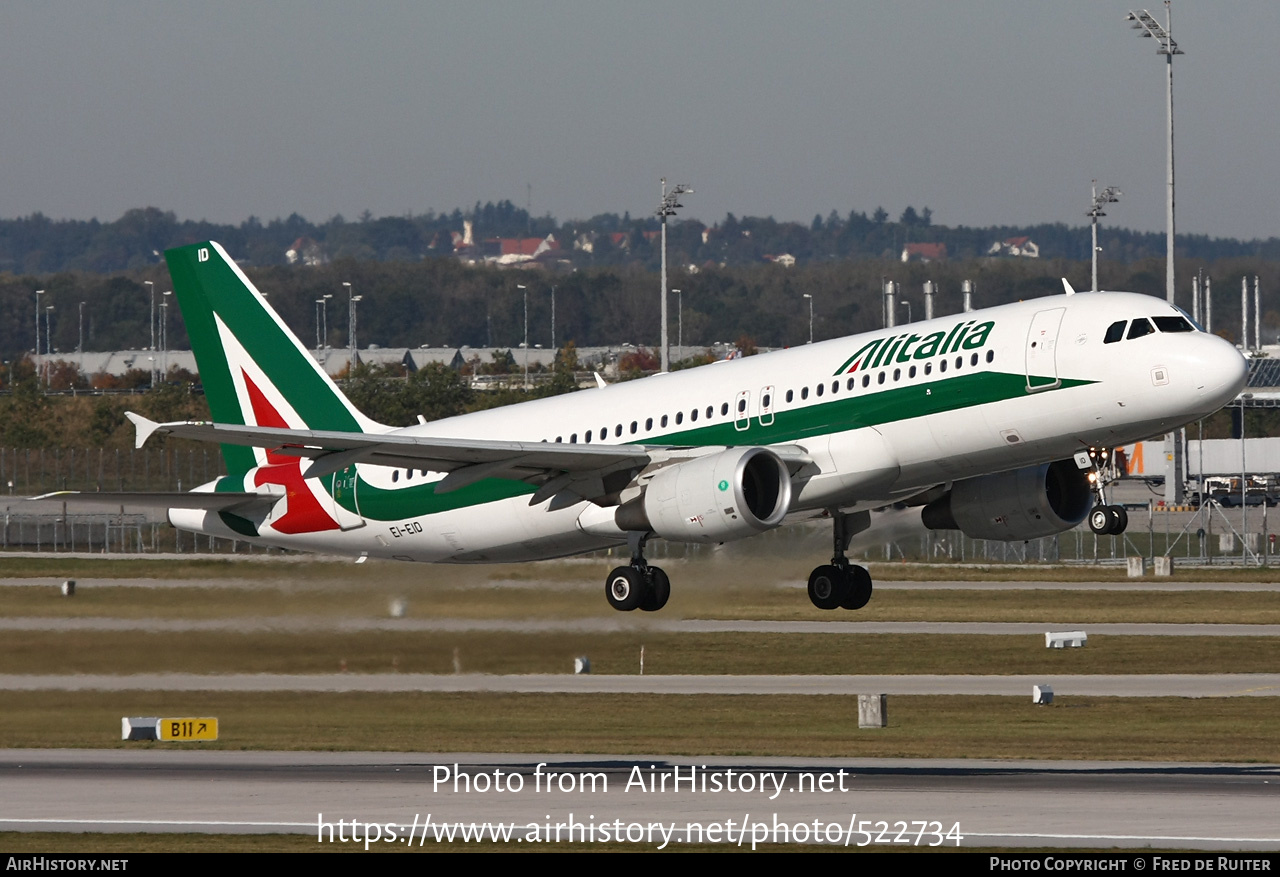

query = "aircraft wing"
[[126, 413, 814, 509], [127, 412, 658, 506]]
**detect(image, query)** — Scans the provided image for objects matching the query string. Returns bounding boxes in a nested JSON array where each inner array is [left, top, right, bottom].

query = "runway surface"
[[1, 749, 1276, 850], [4, 576, 1280, 591], [2, 672, 1278, 696]]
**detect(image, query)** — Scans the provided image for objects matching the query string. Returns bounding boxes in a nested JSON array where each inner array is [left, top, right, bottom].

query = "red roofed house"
[[901, 242, 947, 263]]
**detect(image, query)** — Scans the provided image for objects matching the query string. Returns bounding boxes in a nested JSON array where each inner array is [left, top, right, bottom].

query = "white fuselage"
[[172, 291, 1247, 563]]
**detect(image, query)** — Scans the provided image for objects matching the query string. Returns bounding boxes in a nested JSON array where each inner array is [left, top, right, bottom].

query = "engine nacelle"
[[921, 459, 1092, 541], [615, 447, 792, 543]]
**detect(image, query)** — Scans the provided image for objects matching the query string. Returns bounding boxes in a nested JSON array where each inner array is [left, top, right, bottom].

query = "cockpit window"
[[1104, 321, 1127, 344], [1174, 305, 1206, 333], [1127, 318, 1154, 340], [1153, 315, 1193, 333]]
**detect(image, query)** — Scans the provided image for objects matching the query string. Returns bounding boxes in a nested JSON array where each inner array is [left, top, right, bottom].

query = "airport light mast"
[[518, 284, 528, 389], [344, 282, 361, 374], [144, 280, 155, 386], [1088, 181, 1121, 292], [45, 305, 54, 392], [1126, 1, 1185, 505], [34, 289, 44, 384], [672, 289, 682, 360], [657, 178, 693, 372]]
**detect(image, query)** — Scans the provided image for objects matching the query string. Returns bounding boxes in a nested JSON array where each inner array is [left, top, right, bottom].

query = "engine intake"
[[921, 459, 1092, 541], [615, 447, 792, 543]]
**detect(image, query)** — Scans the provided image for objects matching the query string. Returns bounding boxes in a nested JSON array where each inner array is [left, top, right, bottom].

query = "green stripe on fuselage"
[[344, 370, 1094, 522]]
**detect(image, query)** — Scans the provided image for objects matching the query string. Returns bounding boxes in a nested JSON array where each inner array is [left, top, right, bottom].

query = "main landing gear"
[[807, 510, 874, 611], [605, 514, 878, 614], [605, 532, 670, 612], [1083, 447, 1128, 536]]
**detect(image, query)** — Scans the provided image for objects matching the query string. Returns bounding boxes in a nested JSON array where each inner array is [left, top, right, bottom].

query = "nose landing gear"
[[1083, 447, 1128, 536]]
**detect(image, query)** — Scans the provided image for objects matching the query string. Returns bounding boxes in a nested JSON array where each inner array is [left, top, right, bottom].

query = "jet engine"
[[921, 459, 1092, 541], [614, 447, 792, 543]]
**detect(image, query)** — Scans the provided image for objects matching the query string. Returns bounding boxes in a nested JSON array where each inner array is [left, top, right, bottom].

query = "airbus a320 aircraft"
[[45, 241, 1247, 613]]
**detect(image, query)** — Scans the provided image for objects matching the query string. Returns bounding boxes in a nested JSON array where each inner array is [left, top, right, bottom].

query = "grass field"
[[2, 692, 1277, 762], [2, 556, 1278, 759], [6, 571, 1280, 624], [4, 630, 1279, 676]]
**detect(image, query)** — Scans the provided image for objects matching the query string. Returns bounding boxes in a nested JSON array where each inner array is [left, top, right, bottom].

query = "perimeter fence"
[[2, 448, 1274, 565]]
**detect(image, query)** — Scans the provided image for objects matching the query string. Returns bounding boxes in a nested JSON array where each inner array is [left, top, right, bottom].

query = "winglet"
[[124, 412, 163, 449], [1062, 278, 1077, 296]]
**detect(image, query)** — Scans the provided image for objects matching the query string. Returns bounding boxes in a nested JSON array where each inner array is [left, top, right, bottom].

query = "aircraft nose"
[[1196, 335, 1248, 409]]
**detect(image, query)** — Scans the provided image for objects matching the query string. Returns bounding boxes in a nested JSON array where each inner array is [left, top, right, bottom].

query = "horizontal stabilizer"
[[27, 490, 282, 513]]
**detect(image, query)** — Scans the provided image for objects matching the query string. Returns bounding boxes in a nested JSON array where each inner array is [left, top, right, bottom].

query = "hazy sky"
[[2, 1, 1276, 240]]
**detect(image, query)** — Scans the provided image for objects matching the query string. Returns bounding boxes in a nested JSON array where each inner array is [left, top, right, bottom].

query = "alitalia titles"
[[832, 320, 995, 376]]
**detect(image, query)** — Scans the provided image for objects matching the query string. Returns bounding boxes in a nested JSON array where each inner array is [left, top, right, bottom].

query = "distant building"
[[285, 236, 328, 266], [987, 236, 1040, 258], [764, 253, 796, 267], [901, 242, 947, 263], [481, 234, 561, 266]]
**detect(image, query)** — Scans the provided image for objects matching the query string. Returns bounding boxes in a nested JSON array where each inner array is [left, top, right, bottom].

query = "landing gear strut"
[[1083, 447, 1128, 536], [807, 511, 874, 611], [605, 531, 670, 612]]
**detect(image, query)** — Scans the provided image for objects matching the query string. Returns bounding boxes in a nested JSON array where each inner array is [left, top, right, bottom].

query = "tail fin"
[[165, 241, 383, 475]]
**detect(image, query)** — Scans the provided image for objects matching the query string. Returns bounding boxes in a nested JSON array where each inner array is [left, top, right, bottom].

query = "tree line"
[[3, 201, 1279, 277], [6, 252, 1280, 365]]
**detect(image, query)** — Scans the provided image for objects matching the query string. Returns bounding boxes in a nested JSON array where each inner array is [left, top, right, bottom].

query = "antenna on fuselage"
[[1062, 279, 1077, 296]]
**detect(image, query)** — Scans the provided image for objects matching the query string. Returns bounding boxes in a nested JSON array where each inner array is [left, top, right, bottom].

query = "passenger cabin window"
[[1127, 318, 1154, 340], [1104, 321, 1127, 343]]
